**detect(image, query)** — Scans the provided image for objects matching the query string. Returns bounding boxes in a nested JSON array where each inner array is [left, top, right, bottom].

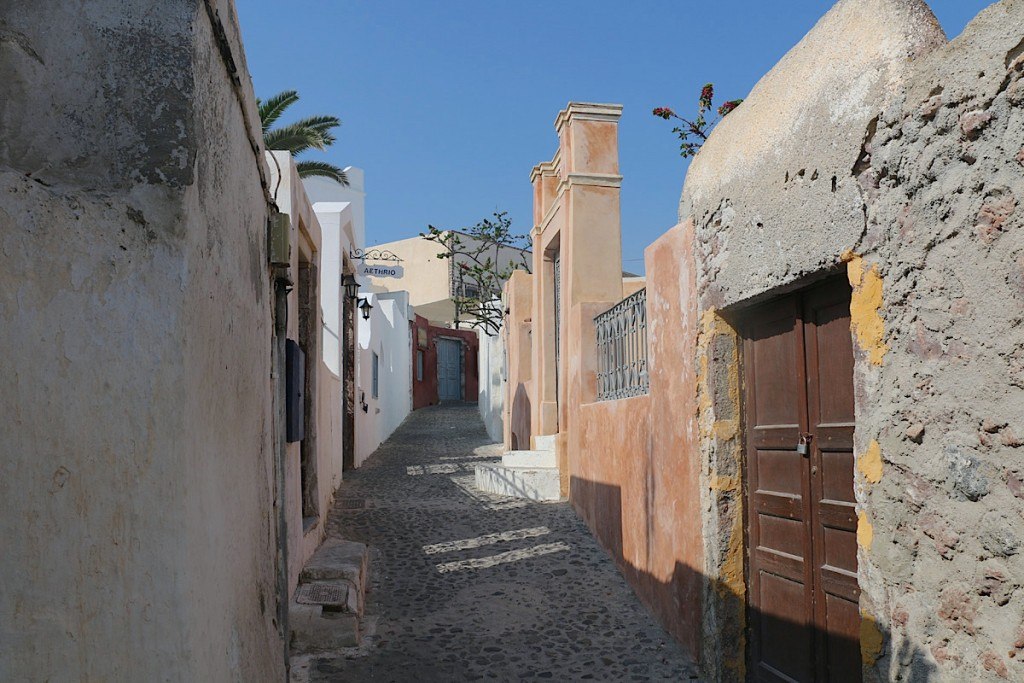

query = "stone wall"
[[680, 0, 1024, 679], [0, 1, 282, 679], [855, 3, 1024, 679]]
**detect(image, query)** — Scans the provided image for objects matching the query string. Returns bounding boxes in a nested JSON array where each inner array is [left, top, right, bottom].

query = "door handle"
[[797, 432, 813, 456]]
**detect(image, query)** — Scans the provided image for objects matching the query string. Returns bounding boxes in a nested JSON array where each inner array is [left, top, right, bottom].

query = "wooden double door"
[[741, 276, 860, 682]]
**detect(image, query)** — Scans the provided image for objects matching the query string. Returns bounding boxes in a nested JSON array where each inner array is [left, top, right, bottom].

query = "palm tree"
[[258, 90, 348, 185]]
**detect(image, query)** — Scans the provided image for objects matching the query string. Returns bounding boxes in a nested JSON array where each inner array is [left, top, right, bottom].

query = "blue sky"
[[237, 1, 993, 271]]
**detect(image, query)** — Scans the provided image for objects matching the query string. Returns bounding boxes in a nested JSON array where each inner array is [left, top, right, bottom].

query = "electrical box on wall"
[[269, 213, 291, 266], [286, 339, 305, 442]]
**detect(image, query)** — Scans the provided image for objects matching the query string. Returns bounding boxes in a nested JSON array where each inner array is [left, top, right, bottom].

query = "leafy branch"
[[421, 211, 531, 336], [653, 83, 743, 158]]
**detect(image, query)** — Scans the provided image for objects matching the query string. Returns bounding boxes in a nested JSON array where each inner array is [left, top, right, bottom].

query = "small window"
[[416, 350, 424, 382], [372, 351, 379, 399]]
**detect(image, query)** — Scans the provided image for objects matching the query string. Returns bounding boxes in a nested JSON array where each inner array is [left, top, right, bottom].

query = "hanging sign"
[[361, 264, 404, 279]]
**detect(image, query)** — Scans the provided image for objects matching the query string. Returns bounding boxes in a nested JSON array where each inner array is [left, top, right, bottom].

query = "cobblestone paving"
[[300, 404, 698, 682]]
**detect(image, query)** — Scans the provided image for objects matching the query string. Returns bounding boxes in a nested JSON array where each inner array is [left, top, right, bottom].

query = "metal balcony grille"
[[595, 288, 649, 401]]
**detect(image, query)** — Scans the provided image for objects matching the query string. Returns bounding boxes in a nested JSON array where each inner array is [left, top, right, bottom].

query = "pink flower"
[[652, 107, 675, 120]]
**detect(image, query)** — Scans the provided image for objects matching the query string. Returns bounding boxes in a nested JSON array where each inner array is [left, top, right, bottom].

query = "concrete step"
[[501, 449, 557, 468], [289, 603, 360, 654], [291, 538, 369, 654], [474, 463, 561, 501], [533, 434, 556, 452], [300, 539, 368, 602]]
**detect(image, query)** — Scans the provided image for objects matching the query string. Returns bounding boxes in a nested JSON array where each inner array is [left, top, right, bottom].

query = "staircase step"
[[533, 434, 556, 452], [300, 539, 368, 595], [474, 463, 561, 501], [501, 449, 557, 468], [289, 602, 360, 654]]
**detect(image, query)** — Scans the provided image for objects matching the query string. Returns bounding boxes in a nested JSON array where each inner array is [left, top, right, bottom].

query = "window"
[[372, 351, 379, 399], [416, 350, 424, 382]]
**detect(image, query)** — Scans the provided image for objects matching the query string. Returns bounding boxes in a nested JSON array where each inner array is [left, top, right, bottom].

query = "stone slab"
[[474, 463, 561, 501], [300, 539, 368, 594], [533, 434, 556, 452], [289, 602, 360, 653], [501, 450, 557, 468]]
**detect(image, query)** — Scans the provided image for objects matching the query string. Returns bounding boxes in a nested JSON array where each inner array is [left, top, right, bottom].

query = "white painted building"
[[355, 291, 414, 466]]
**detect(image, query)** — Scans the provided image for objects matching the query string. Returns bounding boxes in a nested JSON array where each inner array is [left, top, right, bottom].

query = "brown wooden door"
[[742, 276, 860, 683]]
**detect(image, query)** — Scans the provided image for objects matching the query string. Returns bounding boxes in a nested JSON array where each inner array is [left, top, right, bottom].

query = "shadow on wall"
[[510, 382, 531, 451], [569, 477, 939, 682]]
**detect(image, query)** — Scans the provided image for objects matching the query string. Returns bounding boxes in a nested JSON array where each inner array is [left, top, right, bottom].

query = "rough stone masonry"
[[679, 0, 1024, 679]]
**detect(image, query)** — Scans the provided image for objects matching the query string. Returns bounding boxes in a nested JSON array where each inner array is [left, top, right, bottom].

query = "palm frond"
[[290, 115, 342, 133], [258, 90, 299, 133], [263, 122, 328, 154], [296, 160, 349, 186]]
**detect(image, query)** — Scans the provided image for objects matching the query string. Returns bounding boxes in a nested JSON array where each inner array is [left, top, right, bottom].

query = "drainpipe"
[[273, 267, 291, 677]]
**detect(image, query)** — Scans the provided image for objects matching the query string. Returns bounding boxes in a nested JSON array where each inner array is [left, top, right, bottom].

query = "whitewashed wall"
[[478, 329, 505, 443], [355, 292, 413, 466]]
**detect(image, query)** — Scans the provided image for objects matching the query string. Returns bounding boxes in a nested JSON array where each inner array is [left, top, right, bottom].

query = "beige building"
[[364, 233, 529, 326]]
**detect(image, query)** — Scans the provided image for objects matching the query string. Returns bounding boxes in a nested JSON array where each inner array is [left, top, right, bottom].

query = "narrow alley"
[[293, 404, 698, 682]]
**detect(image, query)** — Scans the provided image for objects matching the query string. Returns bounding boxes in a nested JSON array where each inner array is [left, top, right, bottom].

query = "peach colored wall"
[[567, 223, 703, 659], [504, 270, 534, 451]]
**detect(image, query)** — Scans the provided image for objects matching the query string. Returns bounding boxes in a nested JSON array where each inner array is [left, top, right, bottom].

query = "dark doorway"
[[342, 285, 356, 471], [741, 276, 860, 682]]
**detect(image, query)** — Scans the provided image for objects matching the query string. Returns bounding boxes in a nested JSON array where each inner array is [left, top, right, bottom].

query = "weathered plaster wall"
[[681, 0, 945, 311], [0, 1, 282, 679], [851, 3, 1024, 679], [568, 223, 704, 659], [679, 0, 1024, 679]]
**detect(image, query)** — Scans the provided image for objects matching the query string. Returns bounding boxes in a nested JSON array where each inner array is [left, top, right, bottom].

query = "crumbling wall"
[[855, 3, 1024, 679], [679, 1, 948, 678], [0, 1, 282, 679]]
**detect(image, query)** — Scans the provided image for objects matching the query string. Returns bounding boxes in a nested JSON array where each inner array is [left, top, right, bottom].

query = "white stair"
[[533, 434, 556, 452], [501, 449, 557, 468], [474, 463, 561, 501]]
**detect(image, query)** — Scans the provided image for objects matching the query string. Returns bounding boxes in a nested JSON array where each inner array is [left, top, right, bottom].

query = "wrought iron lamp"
[[358, 297, 373, 321], [342, 273, 360, 301]]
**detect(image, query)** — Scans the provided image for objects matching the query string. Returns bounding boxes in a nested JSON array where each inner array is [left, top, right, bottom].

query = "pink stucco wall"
[[568, 222, 703, 659]]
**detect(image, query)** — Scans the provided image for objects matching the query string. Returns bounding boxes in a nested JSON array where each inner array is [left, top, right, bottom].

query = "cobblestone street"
[[294, 404, 698, 682]]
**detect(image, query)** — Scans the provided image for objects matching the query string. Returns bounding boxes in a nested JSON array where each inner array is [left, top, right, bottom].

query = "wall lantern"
[[358, 297, 373, 321], [342, 273, 360, 301]]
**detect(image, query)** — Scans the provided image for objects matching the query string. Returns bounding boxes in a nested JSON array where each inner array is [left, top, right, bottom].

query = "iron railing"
[[595, 288, 649, 401]]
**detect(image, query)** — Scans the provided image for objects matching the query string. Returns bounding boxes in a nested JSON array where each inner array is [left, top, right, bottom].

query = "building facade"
[[500, 1, 1024, 679]]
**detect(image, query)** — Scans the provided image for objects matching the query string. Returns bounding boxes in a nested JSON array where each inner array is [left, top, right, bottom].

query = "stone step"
[[474, 463, 561, 501], [501, 449, 557, 468], [289, 602, 360, 654], [533, 434, 556, 452], [291, 538, 370, 654], [300, 539, 368, 599]]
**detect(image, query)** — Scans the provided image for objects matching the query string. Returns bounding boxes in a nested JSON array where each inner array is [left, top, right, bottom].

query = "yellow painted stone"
[[858, 440, 883, 484], [847, 257, 889, 366], [860, 612, 885, 665], [857, 511, 874, 549]]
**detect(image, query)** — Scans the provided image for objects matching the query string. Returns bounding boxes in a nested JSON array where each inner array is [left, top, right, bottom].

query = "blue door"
[[437, 338, 462, 401]]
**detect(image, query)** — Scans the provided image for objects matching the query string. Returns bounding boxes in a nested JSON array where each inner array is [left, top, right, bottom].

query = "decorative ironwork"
[[350, 248, 404, 263], [595, 288, 649, 401]]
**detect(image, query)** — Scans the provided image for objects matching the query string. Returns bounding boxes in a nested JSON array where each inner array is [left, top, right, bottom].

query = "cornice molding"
[[554, 102, 623, 133]]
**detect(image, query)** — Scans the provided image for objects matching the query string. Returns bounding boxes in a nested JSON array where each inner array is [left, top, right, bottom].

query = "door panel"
[[437, 338, 462, 401], [743, 276, 859, 683]]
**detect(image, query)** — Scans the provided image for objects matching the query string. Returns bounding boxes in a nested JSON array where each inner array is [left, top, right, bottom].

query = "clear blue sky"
[[237, 0, 992, 270]]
